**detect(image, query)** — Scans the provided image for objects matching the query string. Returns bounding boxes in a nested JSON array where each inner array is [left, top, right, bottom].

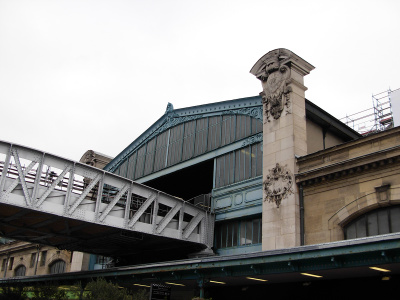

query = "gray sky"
[[1, 0, 399, 161]]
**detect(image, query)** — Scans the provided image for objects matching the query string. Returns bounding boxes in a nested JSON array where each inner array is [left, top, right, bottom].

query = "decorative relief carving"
[[165, 102, 174, 113], [221, 106, 263, 121], [375, 184, 391, 202], [242, 133, 262, 147], [252, 51, 292, 122], [264, 163, 293, 208]]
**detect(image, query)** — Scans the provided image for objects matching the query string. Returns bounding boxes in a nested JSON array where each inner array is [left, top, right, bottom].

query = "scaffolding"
[[340, 89, 395, 136]]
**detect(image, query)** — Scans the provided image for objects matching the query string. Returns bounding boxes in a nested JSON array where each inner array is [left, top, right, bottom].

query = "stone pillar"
[[250, 49, 314, 250]]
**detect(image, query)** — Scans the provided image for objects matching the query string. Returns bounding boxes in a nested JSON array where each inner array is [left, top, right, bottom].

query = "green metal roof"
[[3, 233, 400, 286]]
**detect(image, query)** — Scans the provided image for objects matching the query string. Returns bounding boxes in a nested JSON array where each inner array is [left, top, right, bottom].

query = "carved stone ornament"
[[250, 49, 297, 122], [264, 163, 293, 208], [165, 102, 174, 113], [259, 55, 292, 122], [242, 133, 262, 147]]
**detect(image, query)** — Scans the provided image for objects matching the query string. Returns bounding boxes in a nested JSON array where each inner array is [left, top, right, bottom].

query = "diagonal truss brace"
[[182, 212, 204, 239], [128, 193, 156, 228], [36, 165, 72, 207], [99, 184, 129, 222], [0, 147, 12, 197], [68, 173, 102, 215], [156, 203, 182, 234], [1, 149, 38, 206], [1, 160, 36, 202]]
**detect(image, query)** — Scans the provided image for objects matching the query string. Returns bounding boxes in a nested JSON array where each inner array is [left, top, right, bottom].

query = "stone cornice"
[[250, 48, 314, 80], [296, 145, 400, 186], [298, 126, 400, 164], [296, 127, 400, 185], [0, 241, 39, 255]]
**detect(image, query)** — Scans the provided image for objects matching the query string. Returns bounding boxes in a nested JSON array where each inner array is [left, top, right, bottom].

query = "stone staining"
[[264, 163, 293, 208], [256, 52, 292, 122]]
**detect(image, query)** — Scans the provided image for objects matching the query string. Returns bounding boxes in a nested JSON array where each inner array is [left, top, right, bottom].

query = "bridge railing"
[[0, 140, 214, 248]]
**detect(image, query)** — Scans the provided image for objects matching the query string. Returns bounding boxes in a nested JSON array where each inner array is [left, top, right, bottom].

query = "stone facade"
[[0, 242, 72, 278], [297, 126, 400, 244], [249, 48, 398, 252]]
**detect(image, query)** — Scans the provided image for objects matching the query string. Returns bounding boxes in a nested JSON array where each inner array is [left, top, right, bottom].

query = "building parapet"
[[296, 126, 400, 185]]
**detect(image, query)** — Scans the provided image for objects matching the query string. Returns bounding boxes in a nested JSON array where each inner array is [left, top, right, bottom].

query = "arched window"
[[344, 206, 400, 239], [14, 265, 26, 277], [49, 260, 66, 274]]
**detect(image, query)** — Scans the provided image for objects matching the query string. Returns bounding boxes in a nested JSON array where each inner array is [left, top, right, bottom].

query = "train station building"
[[1, 48, 400, 299]]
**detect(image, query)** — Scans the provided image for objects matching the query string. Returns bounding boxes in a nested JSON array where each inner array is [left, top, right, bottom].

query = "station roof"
[[105, 95, 361, 173], [4, 233, 399, 288]]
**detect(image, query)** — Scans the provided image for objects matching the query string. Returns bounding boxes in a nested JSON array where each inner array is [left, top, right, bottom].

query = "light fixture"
[[381, 276, 391, 281], [301, 273, 323, 278], [209, 280, 226, 284], [133, 284, 150, 288], [369, 267, 390, 272], [246, 277, 268, 282], [165, 282, 185, 286]]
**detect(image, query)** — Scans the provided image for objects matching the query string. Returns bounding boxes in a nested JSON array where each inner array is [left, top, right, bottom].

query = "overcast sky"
[[1, 0, 399, 161]]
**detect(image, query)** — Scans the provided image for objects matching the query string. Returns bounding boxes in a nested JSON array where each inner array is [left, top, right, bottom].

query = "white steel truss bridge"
[[0, 141, 214, 263]]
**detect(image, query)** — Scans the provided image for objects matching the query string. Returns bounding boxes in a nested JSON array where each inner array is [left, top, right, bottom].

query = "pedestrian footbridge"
[[0, 141, 214, 263]]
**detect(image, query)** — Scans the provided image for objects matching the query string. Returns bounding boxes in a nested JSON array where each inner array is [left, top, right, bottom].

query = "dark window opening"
[[49, 260, 66, 274], [30, 253, 36, 268], [1, 259, 6, 271], [40, 251, 47, 266], [8, 257, 13, 270], [14, 265, 26, 277]]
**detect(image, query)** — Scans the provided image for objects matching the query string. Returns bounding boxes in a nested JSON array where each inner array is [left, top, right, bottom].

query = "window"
[[344, 206, 400, 239], [1, 259, 6, 271], [96, 256, 113, 268], [8, 257, 14, 270], [14, 265, 26, 277], [40, 251, 47, 266], [49, 260, 66, 274], [215, 216, 261, 249], [215, 143, 262, 188], [30, 253, 36, 268]]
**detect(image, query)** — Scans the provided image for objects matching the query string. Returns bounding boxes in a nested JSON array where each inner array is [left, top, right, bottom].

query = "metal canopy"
[[2, 233, 400, 291]]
